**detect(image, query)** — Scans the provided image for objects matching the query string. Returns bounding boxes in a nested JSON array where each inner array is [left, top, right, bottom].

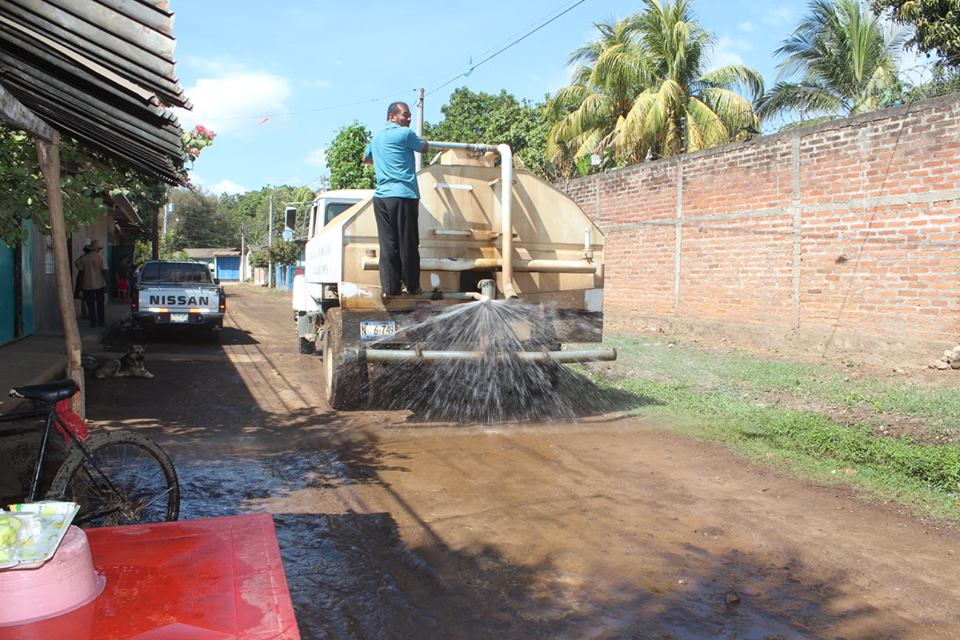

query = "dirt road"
[[86, 285, 960, 639]]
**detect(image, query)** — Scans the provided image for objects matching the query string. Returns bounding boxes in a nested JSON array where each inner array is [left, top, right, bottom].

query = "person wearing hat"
[[74, 239, 108, 328]]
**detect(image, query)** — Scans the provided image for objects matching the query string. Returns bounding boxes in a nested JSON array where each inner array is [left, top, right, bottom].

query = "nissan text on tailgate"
[[132, 260, 226, 340]]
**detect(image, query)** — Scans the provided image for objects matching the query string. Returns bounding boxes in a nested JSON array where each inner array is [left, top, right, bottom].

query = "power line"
[[190, 0, 591, 125], [203, 88, 418, 123], [426, 0, 590, 96]]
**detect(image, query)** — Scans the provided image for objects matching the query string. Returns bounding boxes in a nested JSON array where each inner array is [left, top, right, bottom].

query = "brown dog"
[[94, 345, 154, 379]]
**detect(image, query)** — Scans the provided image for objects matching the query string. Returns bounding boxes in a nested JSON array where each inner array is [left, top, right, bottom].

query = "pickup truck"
[[132, 260, 226, 339]]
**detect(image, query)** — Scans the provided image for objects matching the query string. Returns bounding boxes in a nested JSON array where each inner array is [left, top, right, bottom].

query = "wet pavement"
[[67, 284, 960, 640]]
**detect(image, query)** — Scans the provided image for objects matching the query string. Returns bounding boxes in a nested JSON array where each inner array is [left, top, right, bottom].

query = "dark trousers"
[[82, 288, 105, 328], [373, 197, 420, 295]]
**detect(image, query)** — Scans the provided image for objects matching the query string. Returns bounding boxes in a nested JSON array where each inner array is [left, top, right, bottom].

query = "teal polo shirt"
[[363, 122, 426, 199]]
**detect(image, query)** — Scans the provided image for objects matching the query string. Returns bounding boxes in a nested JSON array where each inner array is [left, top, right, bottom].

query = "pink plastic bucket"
[[0, 526, 105, 627]]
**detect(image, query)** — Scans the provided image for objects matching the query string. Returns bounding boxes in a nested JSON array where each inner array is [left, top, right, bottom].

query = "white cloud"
[[187, 174, 247, 195], [761, 6, 795, 27], [898, 45, 935, 85], [210, 179, 248, 195], [707, 35, 746, 70], [305, 147, 327, 167], [175, 71, 292, 135], [737, 21, 754, 32]]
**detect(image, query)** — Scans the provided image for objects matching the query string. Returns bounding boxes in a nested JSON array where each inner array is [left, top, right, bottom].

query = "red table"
[[0, 513, 301, 640]]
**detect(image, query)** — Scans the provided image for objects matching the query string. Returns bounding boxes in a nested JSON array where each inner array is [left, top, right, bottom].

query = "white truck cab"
[[292, 189, 372, 353]]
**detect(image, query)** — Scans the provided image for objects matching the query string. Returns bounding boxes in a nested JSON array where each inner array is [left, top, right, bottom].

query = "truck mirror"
[[285, 206, 297, 230]]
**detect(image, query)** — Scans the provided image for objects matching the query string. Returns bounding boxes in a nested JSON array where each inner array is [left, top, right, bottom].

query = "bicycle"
[[1, 379, 180, 527]]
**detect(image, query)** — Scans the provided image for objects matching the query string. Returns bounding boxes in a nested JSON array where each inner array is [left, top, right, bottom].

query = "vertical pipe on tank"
[[496, 144, 517, 299]]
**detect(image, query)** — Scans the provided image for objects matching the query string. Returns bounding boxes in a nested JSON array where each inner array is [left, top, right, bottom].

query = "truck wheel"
[[322, 308, 368, 410]]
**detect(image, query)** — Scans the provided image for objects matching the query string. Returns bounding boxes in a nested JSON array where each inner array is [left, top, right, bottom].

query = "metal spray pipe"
[[425, 141, 518, 299]]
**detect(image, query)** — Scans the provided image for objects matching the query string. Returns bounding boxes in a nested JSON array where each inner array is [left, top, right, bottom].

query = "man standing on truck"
[[362, 101, 428, 296]]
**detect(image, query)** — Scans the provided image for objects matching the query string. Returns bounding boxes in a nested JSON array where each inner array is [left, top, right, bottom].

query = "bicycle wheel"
[[47, 431, 180, 527]]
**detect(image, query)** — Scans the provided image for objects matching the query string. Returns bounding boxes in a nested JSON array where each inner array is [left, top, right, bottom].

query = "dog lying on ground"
[[86, 345, 155, 379]]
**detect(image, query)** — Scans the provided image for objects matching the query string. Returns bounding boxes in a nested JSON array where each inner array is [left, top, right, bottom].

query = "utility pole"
[[267, 193, 274, 287], [416, 87, 424, 171], [239, 223, 245, 283]]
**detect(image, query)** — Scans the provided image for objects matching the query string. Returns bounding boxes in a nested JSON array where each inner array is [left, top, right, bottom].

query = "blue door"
[[0, 239, 13, 345], [216, 256, 240, 281]]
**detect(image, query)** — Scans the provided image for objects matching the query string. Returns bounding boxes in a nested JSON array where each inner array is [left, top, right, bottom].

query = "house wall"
[[558, 93, 960, 360]]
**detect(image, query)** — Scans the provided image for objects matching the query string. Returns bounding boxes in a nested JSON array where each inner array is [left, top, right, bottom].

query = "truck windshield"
[[325, 202, 354, 225], [140, 263, 213, 284]]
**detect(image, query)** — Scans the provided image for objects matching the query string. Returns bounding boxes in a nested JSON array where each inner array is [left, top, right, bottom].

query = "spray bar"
[[362, 256, 598, 274], [358, 347, 617, 363]]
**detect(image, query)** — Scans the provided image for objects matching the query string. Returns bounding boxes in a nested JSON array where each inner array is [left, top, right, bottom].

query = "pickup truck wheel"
[[322, 308, 367, 410]]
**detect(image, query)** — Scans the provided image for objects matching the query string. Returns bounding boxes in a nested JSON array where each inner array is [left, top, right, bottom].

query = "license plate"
[[360, 320, 396, 341], [170, 313, 189, 323]]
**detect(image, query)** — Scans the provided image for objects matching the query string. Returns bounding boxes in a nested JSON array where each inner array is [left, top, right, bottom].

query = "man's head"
[[387, 102, 412, 127]]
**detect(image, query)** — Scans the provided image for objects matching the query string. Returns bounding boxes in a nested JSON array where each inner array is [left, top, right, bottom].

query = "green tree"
[[872, 0, 960, 67], [757, 0, 906, 124], [425, 87, 554, 179], [267, 239, 301, 266], [168, 187, 235, 249], [547, 0, 763, 173], [218, 185, 314, 247], [326, 123, 375, 189], [0, 123, 167, 247]]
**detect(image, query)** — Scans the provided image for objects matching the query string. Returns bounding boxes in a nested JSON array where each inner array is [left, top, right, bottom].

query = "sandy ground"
[[73, 285, 960, 639]]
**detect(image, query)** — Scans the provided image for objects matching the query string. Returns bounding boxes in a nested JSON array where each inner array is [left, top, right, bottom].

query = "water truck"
[[292, 141, 616, 410]]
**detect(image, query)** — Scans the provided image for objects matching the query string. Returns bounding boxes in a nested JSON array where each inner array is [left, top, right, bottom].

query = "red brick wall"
[[559, 93, 960, 356]]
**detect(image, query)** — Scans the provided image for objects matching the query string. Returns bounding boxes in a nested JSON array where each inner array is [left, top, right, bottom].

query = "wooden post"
[[36, 133, 86, 415]]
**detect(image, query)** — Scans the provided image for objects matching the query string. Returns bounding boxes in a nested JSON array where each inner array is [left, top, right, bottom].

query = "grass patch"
[[590, 334, 960, 520], [605, 335, 960, 433]]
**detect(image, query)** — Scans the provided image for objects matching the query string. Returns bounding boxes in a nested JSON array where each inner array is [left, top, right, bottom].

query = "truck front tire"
[[322, 308, 368, 410]]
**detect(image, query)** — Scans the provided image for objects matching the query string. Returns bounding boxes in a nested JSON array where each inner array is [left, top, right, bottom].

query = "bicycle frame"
[[27, 407, 85, 502]]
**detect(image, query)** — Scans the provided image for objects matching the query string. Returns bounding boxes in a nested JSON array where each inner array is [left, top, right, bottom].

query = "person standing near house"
[[362, 101, 428, 296], [74, 239, 107, 328], [116, 254, 132, 301]]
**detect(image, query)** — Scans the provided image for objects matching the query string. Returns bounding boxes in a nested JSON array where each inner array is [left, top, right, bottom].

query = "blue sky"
[[168, 0, 923, 195]]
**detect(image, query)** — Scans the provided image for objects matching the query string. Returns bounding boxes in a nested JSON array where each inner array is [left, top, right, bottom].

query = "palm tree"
[[757, 0, 905, 124], [547, 16, 648, 172], [547, 0, 763, 171]]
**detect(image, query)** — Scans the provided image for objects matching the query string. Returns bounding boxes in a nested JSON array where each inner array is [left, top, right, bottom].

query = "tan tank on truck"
[[292, 141, 615, 409]]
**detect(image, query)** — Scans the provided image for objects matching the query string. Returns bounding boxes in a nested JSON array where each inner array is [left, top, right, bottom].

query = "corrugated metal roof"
[[0, 0, 190, 183], [183, 248, 242, 258]]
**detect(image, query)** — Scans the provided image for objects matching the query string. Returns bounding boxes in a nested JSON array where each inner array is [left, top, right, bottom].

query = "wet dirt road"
[[87, 285, 960, 639]]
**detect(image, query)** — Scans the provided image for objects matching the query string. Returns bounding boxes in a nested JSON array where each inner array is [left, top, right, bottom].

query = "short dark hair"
[[387, 102, 409, 119]]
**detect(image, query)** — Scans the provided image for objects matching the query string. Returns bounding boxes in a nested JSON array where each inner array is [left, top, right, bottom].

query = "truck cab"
[[292, 190, 372, 353]]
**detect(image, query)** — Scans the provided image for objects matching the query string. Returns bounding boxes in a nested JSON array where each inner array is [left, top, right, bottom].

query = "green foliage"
[[0, 123, 166, 247], [267, 239, 301, 267], [249, 248, 269, 269], [425, 88, 556, 179], [547, 0, 763, 173], [758, 0, 906, 124], [872, 0, 960, 67], [903, 62, 960, 100], [218, 185, 314, 247], [326, 123, 375, 189], [134, 239, 152, 267], [168, 187, 236, 249]]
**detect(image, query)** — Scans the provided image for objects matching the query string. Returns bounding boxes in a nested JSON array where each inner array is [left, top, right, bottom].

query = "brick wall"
[[559, 93, 960, 359]]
